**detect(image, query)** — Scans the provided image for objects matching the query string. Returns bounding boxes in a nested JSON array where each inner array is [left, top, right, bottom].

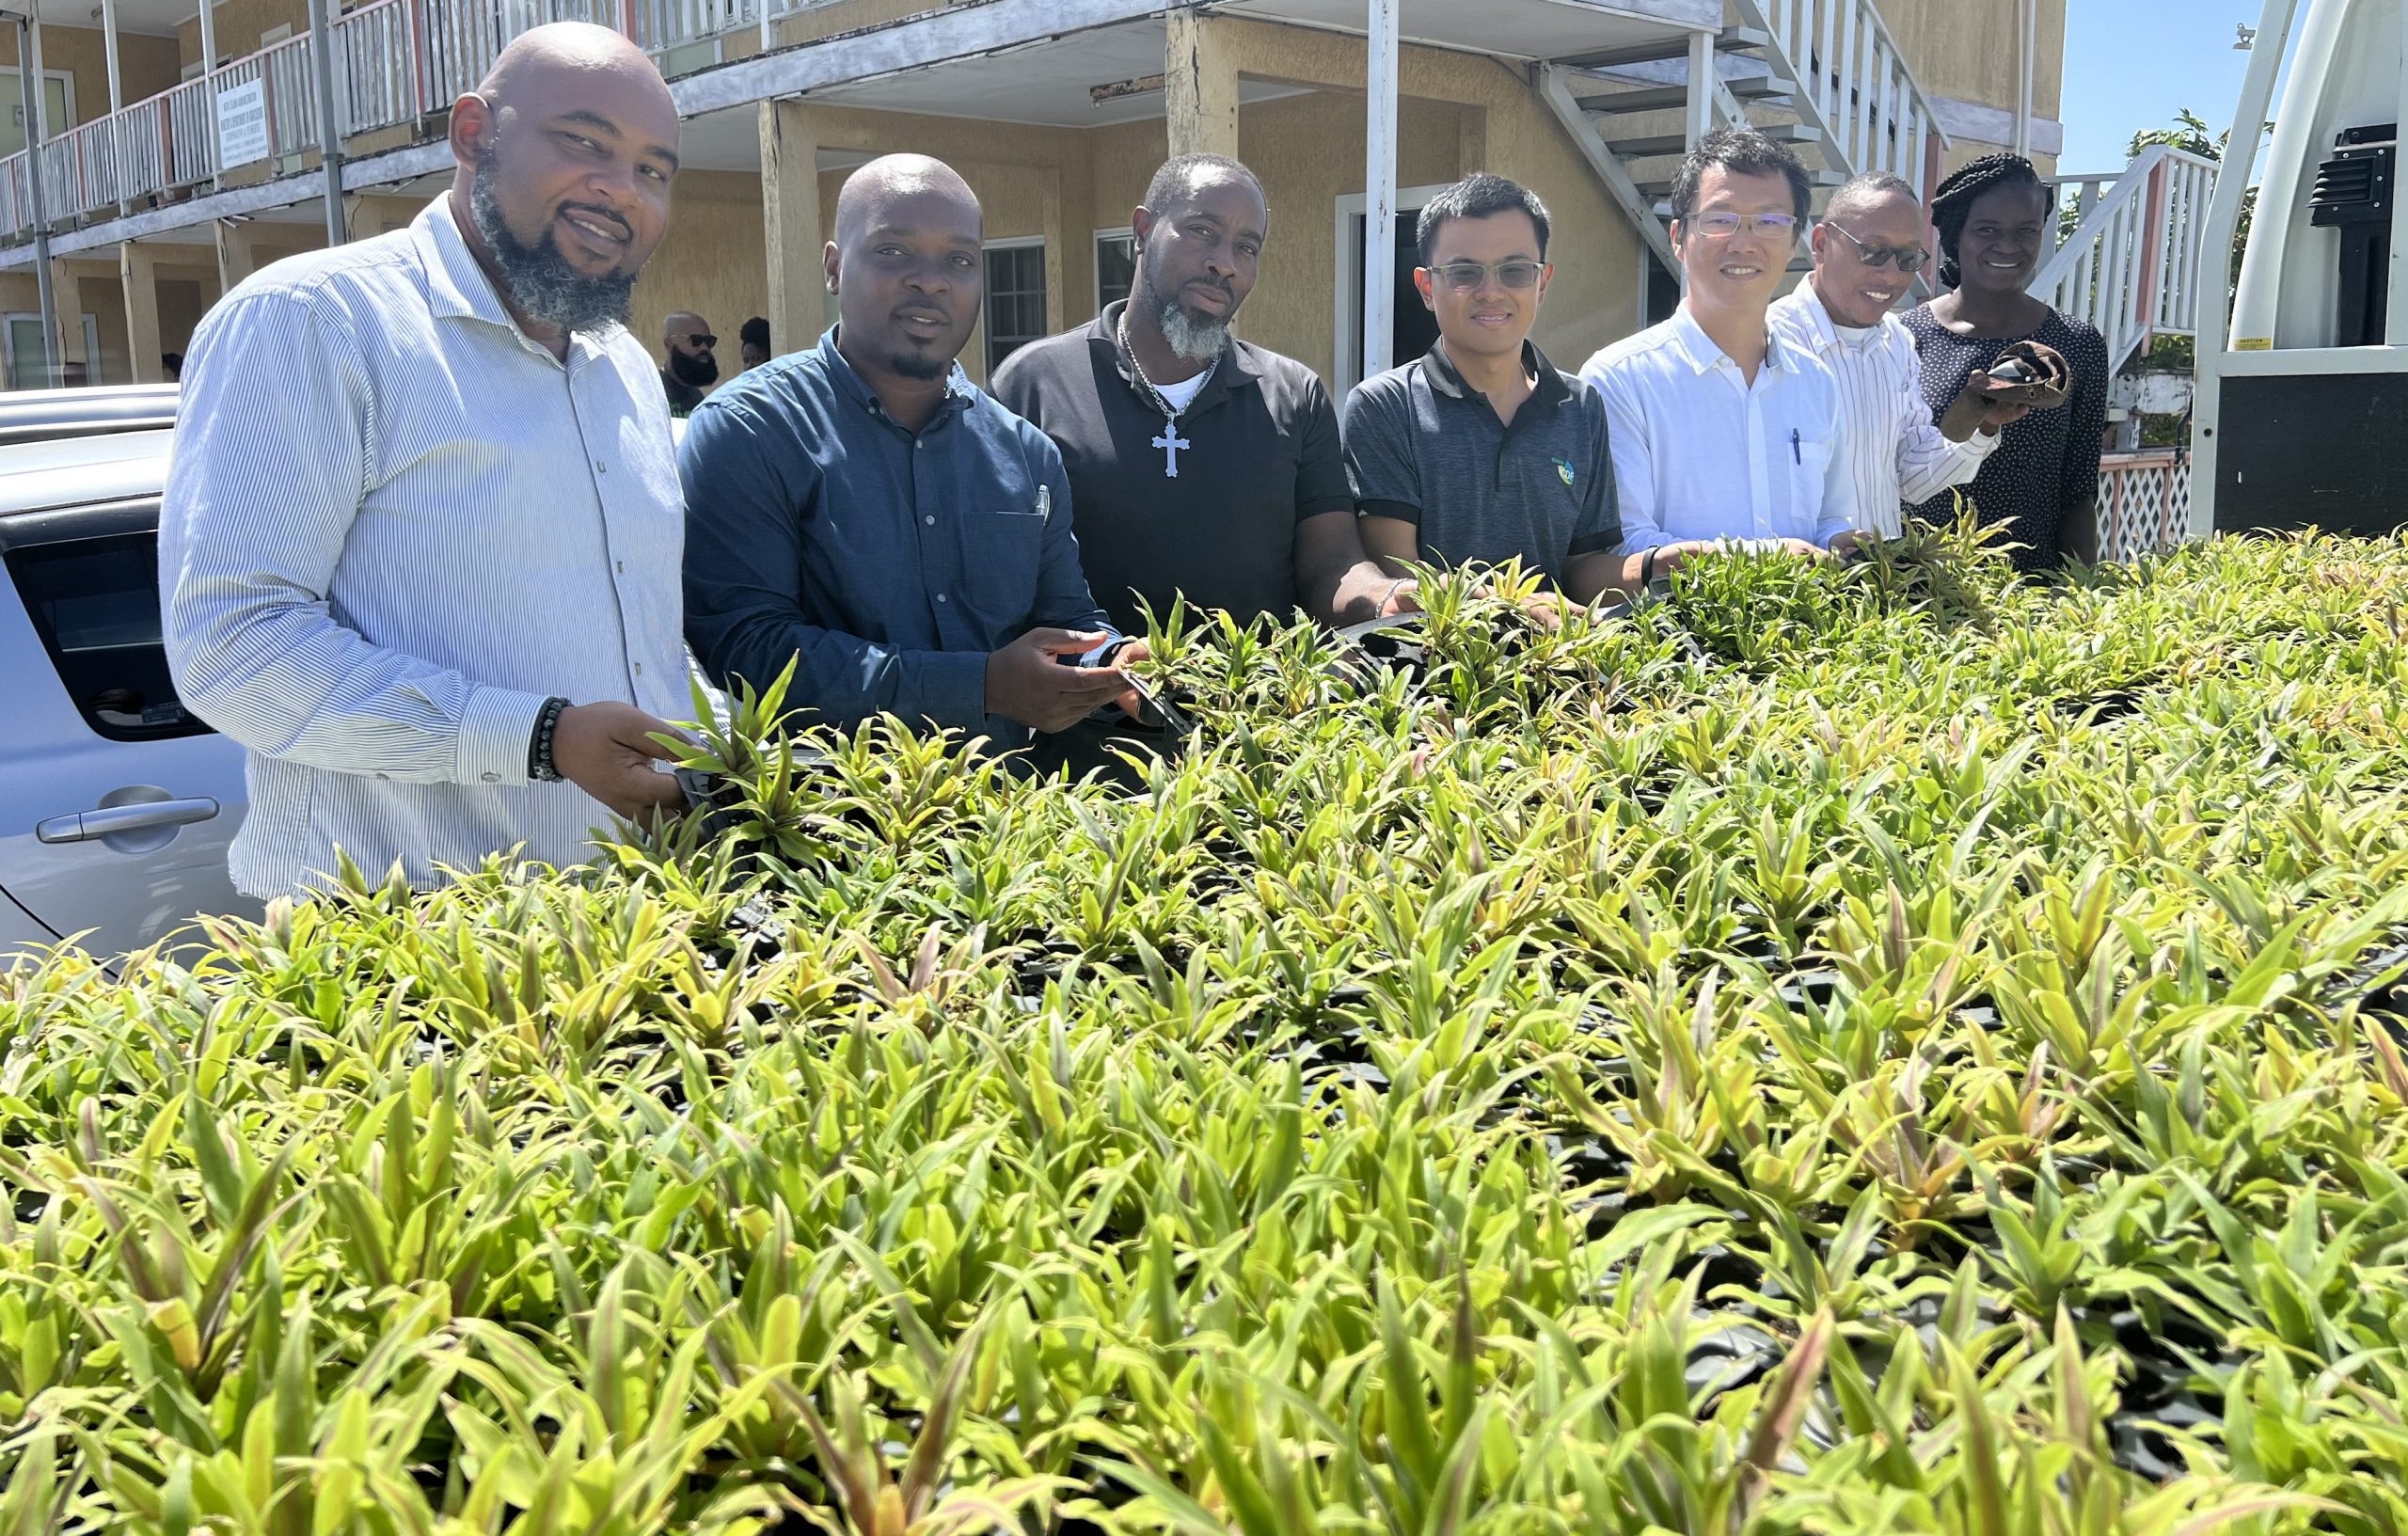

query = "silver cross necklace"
[[1120, 312, 1216, 480]]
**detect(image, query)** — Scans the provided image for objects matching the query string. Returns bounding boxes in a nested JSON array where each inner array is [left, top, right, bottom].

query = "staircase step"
[[1575, 76, 1796, 115], [1602, 121, 1821, 159], [1560, 24, 1768, 72]]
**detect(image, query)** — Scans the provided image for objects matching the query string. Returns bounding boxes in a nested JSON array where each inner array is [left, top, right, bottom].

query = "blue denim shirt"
[[680, 329, 1107, 744]]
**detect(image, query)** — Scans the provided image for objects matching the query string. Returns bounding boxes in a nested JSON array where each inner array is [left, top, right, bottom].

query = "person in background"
[[1345, 172, 1627, 616], [739, 316, 771, 371], [1768, 170, 2069, 538], [991, 153, 1400, 638], [680, 154, 1143, 753], [161, 24, 691, 898], [659, 309, 717, 416], [1904, 153, 2110, 569], [162, 352, 184, 383], [1581, 129, 1865, 585]]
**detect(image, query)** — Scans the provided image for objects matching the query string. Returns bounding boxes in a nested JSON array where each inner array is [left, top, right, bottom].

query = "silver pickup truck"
[[0, 388, 257, 962]]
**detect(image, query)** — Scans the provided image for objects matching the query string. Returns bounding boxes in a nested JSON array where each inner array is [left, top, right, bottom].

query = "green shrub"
[[6, 528, 2408, 1534]]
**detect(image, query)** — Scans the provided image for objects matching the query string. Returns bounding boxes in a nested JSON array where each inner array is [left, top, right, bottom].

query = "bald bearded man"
[[681, 153, 1142, 752], [162, 24, 693, 896]]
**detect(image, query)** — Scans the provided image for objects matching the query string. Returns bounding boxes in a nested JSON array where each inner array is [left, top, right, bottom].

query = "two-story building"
[[0, 0, 2069, 394]]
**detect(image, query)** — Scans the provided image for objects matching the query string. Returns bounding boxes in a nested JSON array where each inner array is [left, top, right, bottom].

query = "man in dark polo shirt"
[[992, 153, 1407, 635], [1345, 174, 1627, 615]]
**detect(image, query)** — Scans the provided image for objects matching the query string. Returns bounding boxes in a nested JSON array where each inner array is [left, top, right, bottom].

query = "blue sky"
[[2058, 0, 2268, 172]]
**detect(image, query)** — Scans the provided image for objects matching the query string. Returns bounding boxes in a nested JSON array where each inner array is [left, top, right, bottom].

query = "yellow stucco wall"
[[0, 25, 183, 130], [179, 0, 310, 72], [1881, 0, 2066, 121]]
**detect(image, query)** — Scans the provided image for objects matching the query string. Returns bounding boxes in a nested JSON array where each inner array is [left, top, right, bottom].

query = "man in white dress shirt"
[[1767, 172, 2067, 536], [1581, 130, 1863, 583], [161, 24, 691, 897]]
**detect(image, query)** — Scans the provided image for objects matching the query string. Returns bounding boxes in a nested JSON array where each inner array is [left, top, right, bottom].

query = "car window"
[[4, 520, 212, 742]]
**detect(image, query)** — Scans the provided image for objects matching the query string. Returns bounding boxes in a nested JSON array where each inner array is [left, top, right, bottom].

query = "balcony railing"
[[0, 0, 851, 245], [2034, 145, 2220, 375]]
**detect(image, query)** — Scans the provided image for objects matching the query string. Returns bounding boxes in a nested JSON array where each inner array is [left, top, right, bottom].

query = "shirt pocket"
[[1791, 439, 1836, 528], [958, 505, 1046, 623]]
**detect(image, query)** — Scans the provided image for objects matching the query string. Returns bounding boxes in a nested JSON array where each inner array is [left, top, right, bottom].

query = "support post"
[[121, 239, 162, 382], [757, 97, 822, 359], [214, 216, 274, 291], [100, 0, 123, 210], [10, 14, 56, 387], [1362, 0, 1397, 385], [1685, 28, 1713, 149], [307, 0, 344, 247], [1164, 7, 1238, 161], [50, 260, 85, 379], [199, 0, 221, 185]]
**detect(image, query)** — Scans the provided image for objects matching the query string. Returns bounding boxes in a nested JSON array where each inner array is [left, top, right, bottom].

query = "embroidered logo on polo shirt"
[[1554, 457, 1576, 487]]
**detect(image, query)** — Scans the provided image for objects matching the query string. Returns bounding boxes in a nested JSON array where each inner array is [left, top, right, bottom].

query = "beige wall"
[[1879, 0, 2067, 140], [0, 24, 183, 129], [179, 0, 310, 72]]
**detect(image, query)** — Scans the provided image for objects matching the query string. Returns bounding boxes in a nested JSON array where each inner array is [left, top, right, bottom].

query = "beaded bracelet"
[[528, 696, 572, 783]]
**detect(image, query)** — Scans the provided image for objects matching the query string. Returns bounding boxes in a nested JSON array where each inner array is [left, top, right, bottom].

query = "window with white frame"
[[983, 239, 1048, 373], [1095, 228, 1136, 315]]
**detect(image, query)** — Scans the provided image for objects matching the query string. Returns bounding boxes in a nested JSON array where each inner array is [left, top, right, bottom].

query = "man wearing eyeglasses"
[[1345, 174, 1628, 612], [659, 309, 718, 418], [1766, 172, 2067, 536], [1581, 130, 1862, 578]]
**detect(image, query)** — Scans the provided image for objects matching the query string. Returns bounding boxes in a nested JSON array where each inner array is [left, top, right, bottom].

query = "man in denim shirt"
[[681, 154, 1140, 747]]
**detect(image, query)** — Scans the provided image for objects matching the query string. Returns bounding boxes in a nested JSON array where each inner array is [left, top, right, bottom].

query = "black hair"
[[738, 316, 770, 351], [1143, 153, 1265, 215], [1670, 127, 1813, 229], [1930, 152, 2054, 288], [1414, 172, 1552, 266], [1825, 170, 1917, 220]]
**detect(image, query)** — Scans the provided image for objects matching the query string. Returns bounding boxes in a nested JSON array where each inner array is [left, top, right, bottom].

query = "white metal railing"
[[2034, 145, 2219, 374], [1733, 0, 1946, 198], [0, 0, 871, 245]]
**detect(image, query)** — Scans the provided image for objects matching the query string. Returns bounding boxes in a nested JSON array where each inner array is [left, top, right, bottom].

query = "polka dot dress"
[[1902, 307, 2110, 572]]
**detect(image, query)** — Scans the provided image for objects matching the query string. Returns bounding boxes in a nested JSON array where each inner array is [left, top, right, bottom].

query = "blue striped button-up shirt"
[[160, 198, 687, 897]]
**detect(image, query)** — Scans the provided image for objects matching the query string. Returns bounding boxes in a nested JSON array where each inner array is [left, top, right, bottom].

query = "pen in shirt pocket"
[[1791, 428, 1801, 465], [1037, 484, 1051, 518]]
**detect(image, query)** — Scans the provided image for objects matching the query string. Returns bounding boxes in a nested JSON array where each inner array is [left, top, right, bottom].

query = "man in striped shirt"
[[1767, 172, 2066, 537], [161, 24, 692, 897]]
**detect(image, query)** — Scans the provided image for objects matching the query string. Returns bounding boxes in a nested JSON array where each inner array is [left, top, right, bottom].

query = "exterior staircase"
[[2035, 145, 2222, 376], [1537, 0, 1947, 284]]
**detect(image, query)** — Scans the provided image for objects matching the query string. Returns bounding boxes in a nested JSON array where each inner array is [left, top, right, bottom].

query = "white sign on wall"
[[215, 79, 269, 167]]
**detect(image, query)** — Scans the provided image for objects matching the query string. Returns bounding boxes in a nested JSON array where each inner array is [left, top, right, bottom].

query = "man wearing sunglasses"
[[1345, 173, 1627, 614], [1582, 130, 1862, 578], [659, 309, 719, 418], [1767, 172, 2067, 536]]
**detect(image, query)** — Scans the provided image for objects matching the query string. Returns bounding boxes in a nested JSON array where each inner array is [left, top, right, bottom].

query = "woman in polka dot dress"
[[1905, 154, 2111, 572]]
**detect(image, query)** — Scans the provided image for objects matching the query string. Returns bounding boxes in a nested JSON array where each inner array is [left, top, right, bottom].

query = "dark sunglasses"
[[1821, 222, 1930, 274], [686, 333, 718, 349]]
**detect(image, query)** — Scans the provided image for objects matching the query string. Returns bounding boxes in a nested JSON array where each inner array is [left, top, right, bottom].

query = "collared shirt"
[[1342, 338, 1620, 585], [1768, 284, 1998, 537], [989, 300, 1355, 631], [679, 328, 1106, 746], [160, 198, 687, 898], [1579, 307, 1861, 551]]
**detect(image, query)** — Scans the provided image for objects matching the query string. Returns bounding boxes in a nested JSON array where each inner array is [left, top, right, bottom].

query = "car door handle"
[[35, 797, 221, 845]]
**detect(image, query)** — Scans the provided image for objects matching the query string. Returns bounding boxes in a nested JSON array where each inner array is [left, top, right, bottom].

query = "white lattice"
[[2098, 451, 2191, 562]]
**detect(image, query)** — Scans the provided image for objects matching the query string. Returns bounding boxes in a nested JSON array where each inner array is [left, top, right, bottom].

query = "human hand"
[[1377, 578, 1421, 617], [1827, 530, 1865, 561], [1775, 537, 1834, 562], [1106, 640, 1155, 721], [551, 702, 689, 820], [985, 628, 1134, 734]]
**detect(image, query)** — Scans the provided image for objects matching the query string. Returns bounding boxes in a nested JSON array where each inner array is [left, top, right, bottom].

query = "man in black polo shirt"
[[992, 153, 1406, 635], [1345, 174, 1628, 616]]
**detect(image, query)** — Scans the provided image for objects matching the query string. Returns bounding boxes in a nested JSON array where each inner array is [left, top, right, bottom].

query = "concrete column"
[[757, 98, 823, 357], [1039, 167, 1067, 334], [1164, 8, 1238, 161], [213, 219, 261, 293], [121, 241, 162, 383], [1457, 105, 1488, 177], [49, 261, 85, 379]]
